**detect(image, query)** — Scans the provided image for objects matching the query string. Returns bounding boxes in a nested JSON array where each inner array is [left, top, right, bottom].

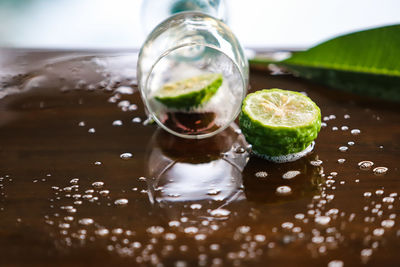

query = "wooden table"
[[0, 49, 399, 266]]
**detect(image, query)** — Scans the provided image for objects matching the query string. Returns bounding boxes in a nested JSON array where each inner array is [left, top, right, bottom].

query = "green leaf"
[[251, 24, 400, 102]]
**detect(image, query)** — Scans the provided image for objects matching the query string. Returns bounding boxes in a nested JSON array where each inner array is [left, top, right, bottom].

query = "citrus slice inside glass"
[[239, 88, 321, 157], [154, 73, 223, 109]]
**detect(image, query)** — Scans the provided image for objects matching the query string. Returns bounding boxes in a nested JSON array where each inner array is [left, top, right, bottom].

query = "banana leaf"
[[250, 24, 400, 102]]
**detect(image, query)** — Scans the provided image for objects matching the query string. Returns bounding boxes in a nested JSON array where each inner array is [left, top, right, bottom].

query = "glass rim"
[[141, 42, 247, 139], [142, 11, 228, 40]]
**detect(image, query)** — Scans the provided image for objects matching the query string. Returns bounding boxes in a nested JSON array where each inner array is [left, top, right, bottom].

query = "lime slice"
[[154, 73, 223, 109], [239, 89, 321, 157]]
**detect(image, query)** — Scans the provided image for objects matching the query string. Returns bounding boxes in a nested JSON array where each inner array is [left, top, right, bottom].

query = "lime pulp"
[[154, 73, 223, 109], [239, 88, 321, 157]]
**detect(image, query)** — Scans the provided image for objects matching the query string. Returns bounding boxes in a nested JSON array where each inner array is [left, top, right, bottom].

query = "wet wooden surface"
[[0, 49, 399, 266]]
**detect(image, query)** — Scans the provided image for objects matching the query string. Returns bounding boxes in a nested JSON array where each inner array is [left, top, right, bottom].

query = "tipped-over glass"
[[137, 12, 249, 139]]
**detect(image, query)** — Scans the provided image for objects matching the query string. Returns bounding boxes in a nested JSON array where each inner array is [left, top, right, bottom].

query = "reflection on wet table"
[[0, 49, 399, 266]]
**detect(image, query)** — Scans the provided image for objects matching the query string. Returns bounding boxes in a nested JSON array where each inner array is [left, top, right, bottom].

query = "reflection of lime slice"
[[154, 73, 223, 109], [239, 89, 321, 157]]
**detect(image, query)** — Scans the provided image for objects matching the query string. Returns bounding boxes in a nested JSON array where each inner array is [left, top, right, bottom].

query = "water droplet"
[[361, 248, 373, 258], [58, 223, 70, 229], [332, 126, 338, 131], [295, 213, 305, 220], [82, 194, 93, 199], [315, 216, 331, 226], [195, 234, 207, 241], [326, 208, 339, 215], [282, 170, 301, 180], [92, 181, 104, 188], [115, 86, 134, 95], [147, 226, 164, 235], [375, 189, 384, 195], [190, 204, 202, 210], [108, 96, 119, 103], [276, 186, 292, 196], [168, 221, 180, 227], [351, 129, 361, 135], [60, 205, 74, 210], [94, 161, 102, 165], [63, 186, 72, 192], [184, 227, 199, 235], [337, 158, 346, 164], [338, 146, 348, 152], [120, 153, 133, 160], [344, 114, 351, 119], [254, 234, 266, 242], [118, 100, 130, 108], [373, 167, 388, 176], [88, 128, 96, 133], [382, 197, 395, 204], [112, 120, 123, 126], [282, 222, 294, 230], [209, 244, 220, 251], [381, 219, 395, 228], [363, 192, 372, 198], [328, 260, 344, 267], [132, 117, 141, 123], [110, 228, 123, 235], [164, 233, 177, 241], [237, 226, 251, 235], [114, 198, 128, 206], [64, 216, 74, 221], [72, 194, 81, 199], [348, 141, 355, 146], [312, 236, 324, 244], [373, 228, 385, 236], [175, 260, 187, 267], [78, 121, 86, 127], [358, 161, 374, 170], [79, 218, 94, 225], [132, 241, 141, 249], [255, 171, 268, 178], [99, 190, 110, 196], [95, 228, 109, 237], [70, 178, 79, 185], [341, 126, 349, 131], [128, 104, 137, 111], [329, 115, 336, 120], [310, 160, 323, 167], [209, 209, 231, 218]]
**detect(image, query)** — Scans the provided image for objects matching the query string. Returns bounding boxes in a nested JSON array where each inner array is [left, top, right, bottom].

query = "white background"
[[0, 0, 399, 49]]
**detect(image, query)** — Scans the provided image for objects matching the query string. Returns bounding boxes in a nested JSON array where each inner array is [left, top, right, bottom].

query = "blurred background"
[[0, 0, 399, 50]]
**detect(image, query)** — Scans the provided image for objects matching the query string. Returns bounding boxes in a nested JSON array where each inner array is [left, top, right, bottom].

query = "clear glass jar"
[[137, 12, 249, 139]]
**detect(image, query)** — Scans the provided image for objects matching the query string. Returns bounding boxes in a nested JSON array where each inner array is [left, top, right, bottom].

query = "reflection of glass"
[[140, 0, 228, 36], [146, 123, 248, 220], [243, 153, 324, 204], [137, 12, 249, 139]]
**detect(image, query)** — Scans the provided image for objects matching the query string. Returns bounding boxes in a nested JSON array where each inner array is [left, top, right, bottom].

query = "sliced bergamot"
[[239, 88, 321, 157], [154, 73, 223, 109]]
